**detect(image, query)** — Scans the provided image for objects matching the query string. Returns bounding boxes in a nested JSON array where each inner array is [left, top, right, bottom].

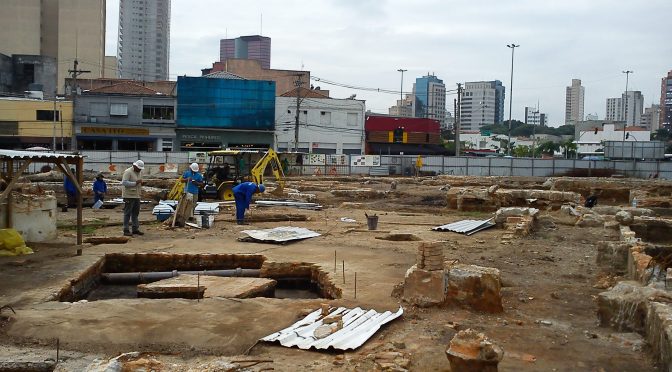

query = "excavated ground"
[[0, 177, 660, 371]]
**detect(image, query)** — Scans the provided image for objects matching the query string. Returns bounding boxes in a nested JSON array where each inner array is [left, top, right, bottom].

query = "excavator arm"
[[250, 149, 285, 195]]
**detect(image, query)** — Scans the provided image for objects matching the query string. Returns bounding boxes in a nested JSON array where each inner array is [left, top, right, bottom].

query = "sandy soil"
[[0, 178, 660, 371]]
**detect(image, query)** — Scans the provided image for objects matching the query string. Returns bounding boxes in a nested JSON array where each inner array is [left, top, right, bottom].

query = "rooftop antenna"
[[260, 13, 263, 35]]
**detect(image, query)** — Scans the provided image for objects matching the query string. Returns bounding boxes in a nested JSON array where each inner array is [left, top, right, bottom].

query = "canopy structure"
[[0, 150, 85, 255]]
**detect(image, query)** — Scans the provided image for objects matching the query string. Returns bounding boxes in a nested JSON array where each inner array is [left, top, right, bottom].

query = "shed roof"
[[86, 82, 165, 96], [0, 150, 82, 161]]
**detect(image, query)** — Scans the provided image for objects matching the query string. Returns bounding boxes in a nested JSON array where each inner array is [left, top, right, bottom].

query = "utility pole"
[[68, 59, 90, 151], [52, 98, 57, 153], [622, 70, 633, 141], [456, 83, 462, 157], [506, 43, 520, 156], [397, 69, 407, 108], [294, 74, 304, 152]]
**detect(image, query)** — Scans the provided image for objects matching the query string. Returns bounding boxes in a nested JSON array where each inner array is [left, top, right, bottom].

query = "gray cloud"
[[106, 0, 671, 126]]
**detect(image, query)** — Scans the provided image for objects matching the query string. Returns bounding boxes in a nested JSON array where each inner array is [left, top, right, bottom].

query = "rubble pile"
[[446, 329, 504, 372]]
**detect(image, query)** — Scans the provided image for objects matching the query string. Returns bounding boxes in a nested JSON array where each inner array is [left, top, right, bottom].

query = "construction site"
[[1, 149, 672, 371]]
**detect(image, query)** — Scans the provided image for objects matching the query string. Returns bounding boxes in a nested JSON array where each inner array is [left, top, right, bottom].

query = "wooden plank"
[[0, 159, 32, 201]]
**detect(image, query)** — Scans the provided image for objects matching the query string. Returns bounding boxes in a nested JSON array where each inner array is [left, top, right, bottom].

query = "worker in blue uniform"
[[232, 182, 265, 225], [92, 174, 108, 204]]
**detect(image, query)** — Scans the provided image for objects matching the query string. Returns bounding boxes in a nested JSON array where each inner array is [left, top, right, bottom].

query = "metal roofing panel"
[[433, 218, 495, 235], [240, 226, 321, 243], [261, 306, 403, 351], [0, 150, 82, 160]]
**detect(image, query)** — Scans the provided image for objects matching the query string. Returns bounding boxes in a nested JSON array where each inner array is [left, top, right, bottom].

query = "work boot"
[[133, 230, 145, 236], [237, 221, 248, 225], [123, 230, 132, 237]]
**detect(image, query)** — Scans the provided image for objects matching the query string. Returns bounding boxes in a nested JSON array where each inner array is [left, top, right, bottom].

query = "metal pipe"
[[101, 269, 261, 284]]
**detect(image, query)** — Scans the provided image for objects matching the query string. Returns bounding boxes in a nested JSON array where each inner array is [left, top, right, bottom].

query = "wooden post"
[[76, 157, 83, 254], [6, 159, 13, 228]]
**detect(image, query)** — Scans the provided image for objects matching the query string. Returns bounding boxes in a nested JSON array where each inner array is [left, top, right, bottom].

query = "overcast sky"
[[105, 0, 671, 127]]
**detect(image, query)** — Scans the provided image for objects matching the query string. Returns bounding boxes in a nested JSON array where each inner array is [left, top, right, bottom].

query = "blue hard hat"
[[258, 184, 266, 193]]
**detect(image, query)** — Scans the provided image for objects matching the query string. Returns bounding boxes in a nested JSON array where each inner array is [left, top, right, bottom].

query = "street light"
[[397, 69, 407, 109], [506, 43, 520, 155], [622, 70, 633, 141]]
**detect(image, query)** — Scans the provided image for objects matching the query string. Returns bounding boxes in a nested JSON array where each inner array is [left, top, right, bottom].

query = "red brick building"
[[365, 114, 447, 155]]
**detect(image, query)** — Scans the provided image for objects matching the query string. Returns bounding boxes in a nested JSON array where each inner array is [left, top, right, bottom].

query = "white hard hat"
[[133, 160, 145, 170], [190, 163, 199, 172]]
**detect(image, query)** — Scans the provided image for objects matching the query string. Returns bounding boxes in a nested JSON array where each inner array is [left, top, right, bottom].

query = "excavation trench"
[[56, 253, 341, 302]]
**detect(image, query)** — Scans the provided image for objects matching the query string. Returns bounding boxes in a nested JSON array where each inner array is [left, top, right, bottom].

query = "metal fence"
[[70, 151, 671, 180]]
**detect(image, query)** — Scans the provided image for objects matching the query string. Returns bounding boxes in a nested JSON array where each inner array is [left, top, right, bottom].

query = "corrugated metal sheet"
[[241, 226, 321, 243], [0, 150, 82, 160], [255, 200, 323, 210], [261, 306, 403, 350], [433, 218, 495, 235]]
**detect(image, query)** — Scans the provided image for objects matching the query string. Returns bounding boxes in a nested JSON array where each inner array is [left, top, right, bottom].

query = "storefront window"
[[78, 139, 113, 150], [143, 105, 175, 120], [118, 140, 152, 151]]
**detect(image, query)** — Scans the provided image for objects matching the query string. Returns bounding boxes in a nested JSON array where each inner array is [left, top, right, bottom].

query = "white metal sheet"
[[261, 306, 403, 350], [433, 218, 495, 235], [241, 226, 321, 243]]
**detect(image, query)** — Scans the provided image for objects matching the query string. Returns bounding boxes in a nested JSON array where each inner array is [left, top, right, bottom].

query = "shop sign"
[[81, 127, 149, 136]]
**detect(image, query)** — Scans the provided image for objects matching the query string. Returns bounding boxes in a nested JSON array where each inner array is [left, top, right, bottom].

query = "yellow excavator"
[[168, 149, 284, 201], [205, 148, 285, 200]]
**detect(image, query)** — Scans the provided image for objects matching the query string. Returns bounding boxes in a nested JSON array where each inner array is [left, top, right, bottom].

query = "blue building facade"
[[176, 76, 276, 150]]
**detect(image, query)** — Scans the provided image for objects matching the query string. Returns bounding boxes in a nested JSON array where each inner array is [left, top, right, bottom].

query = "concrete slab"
[[137, 275, 276, 299]]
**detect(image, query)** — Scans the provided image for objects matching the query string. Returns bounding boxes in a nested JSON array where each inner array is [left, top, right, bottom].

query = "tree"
[[537, 141, 560, 156], [653, 128, 672, 142], [560, 139, 577, 159], [512, 145, 532, 157]]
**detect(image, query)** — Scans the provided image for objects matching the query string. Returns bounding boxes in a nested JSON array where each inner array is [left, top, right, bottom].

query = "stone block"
[[445, 264, 503, 313], [596, 281, 664, 332], [137, 275, 277, 299], [446, 329, 503, 372], [646, 302, 672, 370], [401, 265, 446, 307], [494, 207, 540, 225], [596, 241, 631, 274], [575, 213, 605, 228], [615, 211, 634, 226]]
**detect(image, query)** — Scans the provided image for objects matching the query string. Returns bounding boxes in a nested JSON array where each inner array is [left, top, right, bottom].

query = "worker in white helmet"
[[180, 162, 204, 221], [121, 160, 145, 236]]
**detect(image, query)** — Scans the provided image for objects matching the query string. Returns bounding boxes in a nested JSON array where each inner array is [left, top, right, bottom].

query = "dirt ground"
[[0, 178, 660, 371]]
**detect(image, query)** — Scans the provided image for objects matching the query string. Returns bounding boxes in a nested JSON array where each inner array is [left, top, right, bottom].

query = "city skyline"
[[104, 0, 670, 127]]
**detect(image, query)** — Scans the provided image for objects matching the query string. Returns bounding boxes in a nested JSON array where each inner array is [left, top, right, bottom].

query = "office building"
[[524, 106, 547, 126], [0, 0, 106, 95], [459, 80, 505, 131], [641, 104, 661, 132], [276, 87, 365, 154], [103, 56, 119, 78], [0, 97, 73, 150], [220, 35, 271, 69], [176, 73, 276, 151], [565, 79, 585, 125], [388, 95, 414, 117], [73, 80, 176, 151], [660, 70, 672, 129], [623, 91, 644, 126], [202, 59, 308, 96], [606, 97, 623, 122], [413, 74, 447, 128], [365, 114, 446, 155], [118, 0, 171, 81]]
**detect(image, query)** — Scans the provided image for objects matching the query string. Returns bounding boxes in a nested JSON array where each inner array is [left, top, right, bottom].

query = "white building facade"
[[118, 0, 171, 81], [606, 97, 623, 121], [460, 81, 505, 131], [275, 96, 365, 155], [575, 124, 650, 155]]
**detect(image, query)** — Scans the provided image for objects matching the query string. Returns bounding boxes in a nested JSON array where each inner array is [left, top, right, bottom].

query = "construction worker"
[[181, 163, 203, 220], [121, 160, 144, 236], [92, 174, 108, 205], [232, 182, 265, 225]]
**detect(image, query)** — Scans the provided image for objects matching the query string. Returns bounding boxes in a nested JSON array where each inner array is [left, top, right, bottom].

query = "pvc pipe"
[[101, 268, 261, 284]]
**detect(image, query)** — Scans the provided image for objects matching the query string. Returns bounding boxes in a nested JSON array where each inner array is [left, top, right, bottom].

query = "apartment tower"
[[118, 0, 171, 81], [565, 79, 585, 125], [661, 70, 672, 129], [459, 80, 505, 131]]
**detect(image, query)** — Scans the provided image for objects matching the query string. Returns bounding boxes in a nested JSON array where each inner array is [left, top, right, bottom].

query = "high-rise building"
[[0, 0, 106, 95], [118, 0, 171, 81], [622, 91, 644, 126], [641, 104, 661, 132], [660, 70, 672, 129], [104, 56, 119, 78], [606, 97, 623, 121], [388, 94, 414, 117], [565, 79, 585, 125], [524, 106, 547, 126], [219, 35, 271, 69], [412, 74, 446, 127], [459, 80, 505, 131]]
